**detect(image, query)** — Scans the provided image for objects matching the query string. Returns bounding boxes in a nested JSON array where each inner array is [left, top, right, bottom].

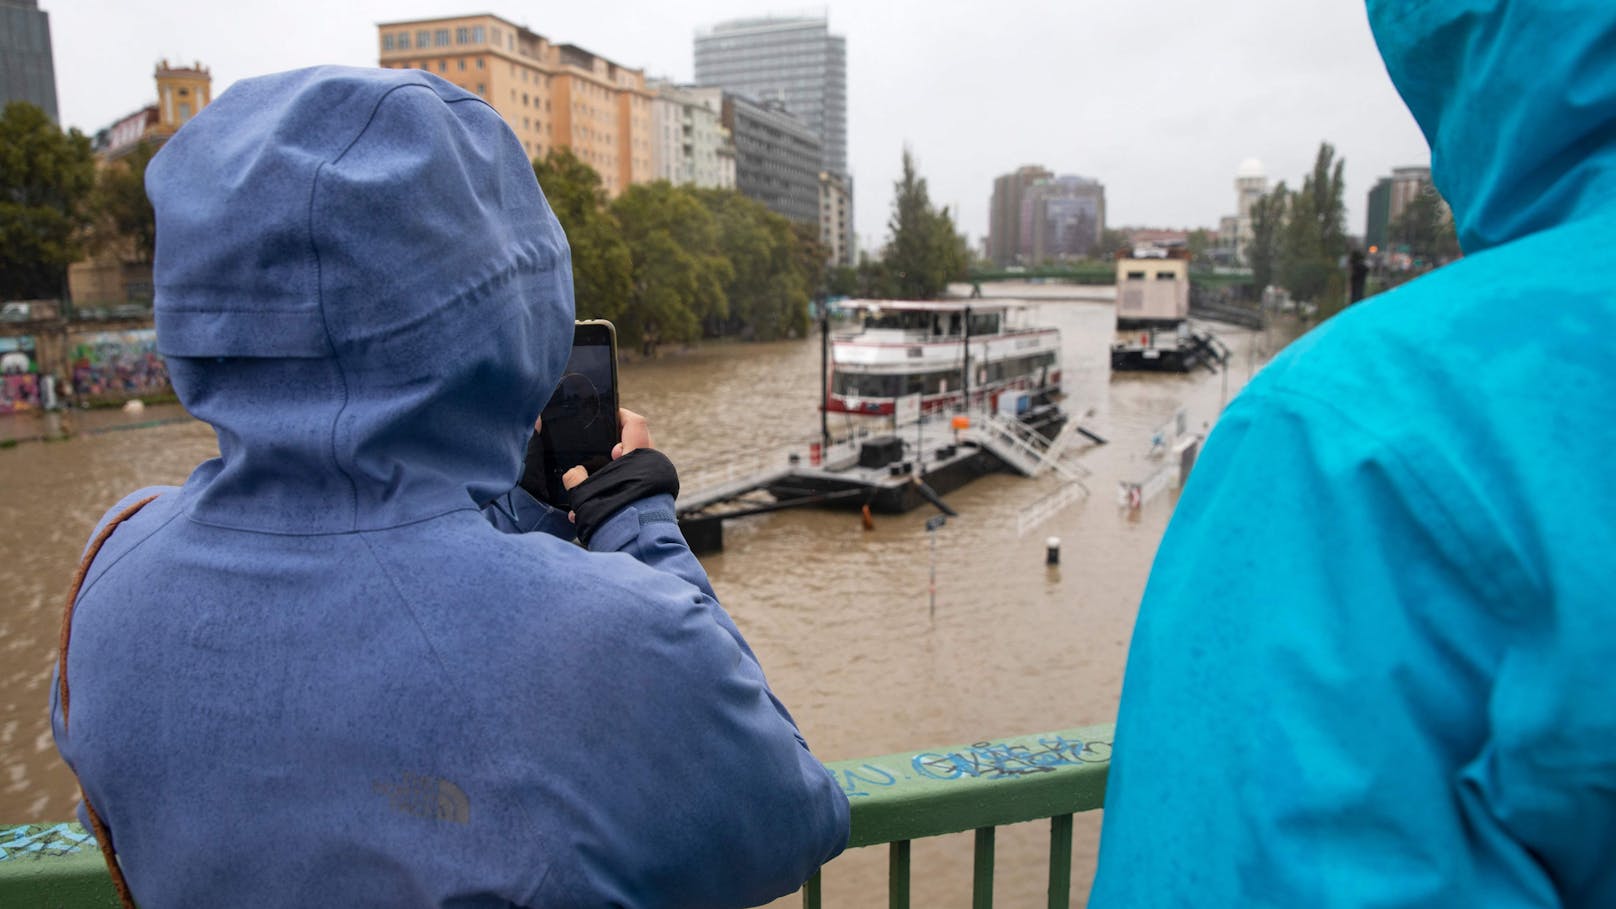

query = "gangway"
[[972, 414, 1092, 489]]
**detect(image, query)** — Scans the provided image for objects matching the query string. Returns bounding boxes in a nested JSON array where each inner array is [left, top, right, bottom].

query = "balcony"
[[0, 723, 1111, 907]]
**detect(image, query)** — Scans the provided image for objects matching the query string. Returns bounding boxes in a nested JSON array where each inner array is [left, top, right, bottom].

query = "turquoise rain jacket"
[[1091, 1, 1616, 905], [50, 67, 847, 908]]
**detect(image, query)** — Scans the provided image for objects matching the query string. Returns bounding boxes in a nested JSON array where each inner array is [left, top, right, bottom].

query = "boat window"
[[968, 313, 1000, 336], [863, 311, 934, 332], [832, 371, 902, 397], [1156, 271, 1178, 280], [1126, 271, 1147, 280]]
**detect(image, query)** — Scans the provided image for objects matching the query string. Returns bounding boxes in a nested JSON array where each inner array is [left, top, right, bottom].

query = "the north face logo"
[[373, 773, 470, 824]]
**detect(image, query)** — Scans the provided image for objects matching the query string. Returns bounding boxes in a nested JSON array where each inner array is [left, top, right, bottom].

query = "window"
[[398, 32, 410, 50], [438, 60, 447, 72], [458, 59, 466, 71], [383, 34, 395, 51], [476, 84, 485, 96], [455, 27, 469, 44], [476, 58, 484, 70], [1155, 271, 1178, 280], [472, 26, 485, 43], [178, 102, 192, 121], [1125, 270, 1147, 280], [417, 30, 430, 48], [434, 29, 449, 47]]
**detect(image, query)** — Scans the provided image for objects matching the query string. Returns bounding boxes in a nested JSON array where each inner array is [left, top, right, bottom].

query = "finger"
[[533, 414, 542, 433], [617, 408, 652, 457], [562, 465, 588, 490], [611, 442, 624, 460], [567, 511, 576, 523]]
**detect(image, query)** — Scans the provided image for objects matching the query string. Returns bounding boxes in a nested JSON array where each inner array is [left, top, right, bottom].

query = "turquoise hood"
[[1367, 0, 1616, 252]]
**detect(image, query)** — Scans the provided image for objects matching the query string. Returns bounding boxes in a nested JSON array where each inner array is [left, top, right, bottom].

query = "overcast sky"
[[44, 0, 1429, 253]]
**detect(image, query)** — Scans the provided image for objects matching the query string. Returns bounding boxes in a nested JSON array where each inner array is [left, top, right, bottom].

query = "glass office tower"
[[694, 15, 846, 176], [1, 0, 58, 121]]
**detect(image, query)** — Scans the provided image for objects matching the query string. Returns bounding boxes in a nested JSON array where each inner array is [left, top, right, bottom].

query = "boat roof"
[[838, 299, 1015, 314]]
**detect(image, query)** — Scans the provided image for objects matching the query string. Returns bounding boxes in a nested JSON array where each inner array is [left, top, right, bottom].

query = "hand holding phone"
[[532, 321, 620, 504]]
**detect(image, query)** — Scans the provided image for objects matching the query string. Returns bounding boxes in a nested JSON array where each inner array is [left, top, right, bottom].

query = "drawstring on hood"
[[146, 66, 573, 534], [1366, 0, 1616, 254]]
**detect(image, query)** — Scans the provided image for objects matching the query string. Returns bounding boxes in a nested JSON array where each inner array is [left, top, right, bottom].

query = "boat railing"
[[0, 723, 1115, 909]]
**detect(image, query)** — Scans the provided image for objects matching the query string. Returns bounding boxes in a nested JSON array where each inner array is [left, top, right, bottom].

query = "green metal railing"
[[810, 723, 1111, 908], [0, 723, 1112, 908]]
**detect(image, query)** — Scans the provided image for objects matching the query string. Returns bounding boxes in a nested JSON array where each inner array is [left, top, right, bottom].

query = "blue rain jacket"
[[1091, 2, 1616, 905], [50, 67, 847, 908]]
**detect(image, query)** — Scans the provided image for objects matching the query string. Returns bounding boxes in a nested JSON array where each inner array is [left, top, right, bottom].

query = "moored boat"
[[826, 299, 1062, 418]]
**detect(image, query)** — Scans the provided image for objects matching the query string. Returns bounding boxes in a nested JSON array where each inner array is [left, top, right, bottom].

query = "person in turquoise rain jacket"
[[50, 66, 847, 908], [1092, 1, 1616, 905]]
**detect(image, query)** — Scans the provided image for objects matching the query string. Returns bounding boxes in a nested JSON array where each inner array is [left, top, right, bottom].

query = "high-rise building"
[[988, 165, 1052, 266], [694, 15, 846, 176], [722, 93, 821, 226], [1020, 176, 1106, 262], [648, 81, 734, 190], [1, 0, 57, 121], [377, 15, 653, 196], [1364, 165, 1449, 252]]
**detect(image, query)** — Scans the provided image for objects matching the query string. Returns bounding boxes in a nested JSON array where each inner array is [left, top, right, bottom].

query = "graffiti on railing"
[[912, 735, 1109, 781], [834, 733, 1112, 797], [837, 764, 898, 798], [0, 824, 94, 861]]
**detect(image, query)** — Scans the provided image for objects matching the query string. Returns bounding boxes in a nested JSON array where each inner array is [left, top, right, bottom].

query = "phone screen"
[[538, 321, 620, 503]]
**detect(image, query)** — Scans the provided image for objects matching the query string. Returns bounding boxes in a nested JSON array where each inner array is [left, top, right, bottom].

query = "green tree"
[[534, 149, 632, 327], [826, 264, 859, 297], [0, 102, 96, 300], [1096, 228, 1132, 261], [1247, 181, 1288, 291], [694, 189, 812, 340], [91, 140, 158, 265], [1390, 182, 1460, 264], [883, 149, 965, 299], [610, 182, 731, 354], [1280, 142, 1348, 310]]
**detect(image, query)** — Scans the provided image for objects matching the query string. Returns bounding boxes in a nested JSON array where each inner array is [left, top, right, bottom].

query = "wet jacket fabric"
[[50, 66, 847, 908], [1091, 2, 1616, 906]]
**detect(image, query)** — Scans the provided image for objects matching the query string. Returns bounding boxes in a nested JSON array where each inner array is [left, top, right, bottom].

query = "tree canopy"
[[0, 102, 96, 300], [882, 149, 966, 299]]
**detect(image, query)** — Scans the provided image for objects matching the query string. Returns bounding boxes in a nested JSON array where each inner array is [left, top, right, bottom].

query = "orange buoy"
[[951, 415, 971, 431]]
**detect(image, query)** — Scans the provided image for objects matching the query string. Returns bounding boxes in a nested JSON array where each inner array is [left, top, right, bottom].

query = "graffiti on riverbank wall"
[[0, 338, 40, 414], [71, 330, 168, 400]]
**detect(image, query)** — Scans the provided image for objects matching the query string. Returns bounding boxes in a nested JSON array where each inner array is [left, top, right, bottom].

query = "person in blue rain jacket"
[[1091, 1, 1616, 905], [50, 66, 847, 908]]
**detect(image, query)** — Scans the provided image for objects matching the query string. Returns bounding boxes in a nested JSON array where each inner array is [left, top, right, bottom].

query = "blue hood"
[[1366, 0, 1616, 253], [147, 66, 573, 533]]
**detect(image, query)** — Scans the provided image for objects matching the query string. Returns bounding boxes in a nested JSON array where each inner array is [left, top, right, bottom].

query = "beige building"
[[648, 81, 734, 190], [95, 60, 212, 160], [377, 15, 652, 196], [818, 170, 852, 267], [71, 61, 214, 306]]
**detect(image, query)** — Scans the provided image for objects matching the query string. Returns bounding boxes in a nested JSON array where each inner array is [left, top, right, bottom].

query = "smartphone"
[[537, 320, 620, 503]]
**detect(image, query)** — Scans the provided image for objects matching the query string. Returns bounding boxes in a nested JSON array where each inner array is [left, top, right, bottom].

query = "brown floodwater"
[[0, 286, 1293, 905]]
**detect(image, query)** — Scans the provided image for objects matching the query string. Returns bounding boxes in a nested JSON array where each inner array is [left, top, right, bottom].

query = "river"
[[0, 284, 1293, 905]]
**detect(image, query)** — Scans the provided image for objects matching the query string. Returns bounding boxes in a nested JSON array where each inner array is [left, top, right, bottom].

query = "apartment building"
[[648, 81, 735, 190], [377, 15, 652, 195]]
